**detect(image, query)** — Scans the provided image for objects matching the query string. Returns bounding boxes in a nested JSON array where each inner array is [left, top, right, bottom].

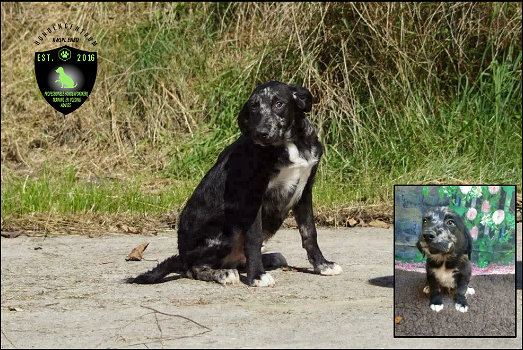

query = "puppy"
[[128, 80, 342, 287], [416, 207, 474, 312], [55, 67, 77, 88]]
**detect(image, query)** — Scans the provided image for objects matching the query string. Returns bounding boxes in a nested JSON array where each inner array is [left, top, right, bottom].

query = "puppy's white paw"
[[423, 286, 430, 294], [253, 273, 275, 287], [320, 263, 343, 276], [466, 286, 475, 296], [455, 303, 468, 313], [430, 304, 444, 312], [220, 269, 240, 285]]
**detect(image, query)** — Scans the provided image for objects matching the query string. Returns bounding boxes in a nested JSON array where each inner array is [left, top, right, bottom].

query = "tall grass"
[[1, 2, 521, 230]]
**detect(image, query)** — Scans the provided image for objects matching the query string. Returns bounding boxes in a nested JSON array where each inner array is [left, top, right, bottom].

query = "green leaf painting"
[[395, 185, 516, 269]]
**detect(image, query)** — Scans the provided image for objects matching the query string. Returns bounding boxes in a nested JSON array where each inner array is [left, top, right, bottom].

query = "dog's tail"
[[126, 255, 183, 284], [73, 82, 78, 88]]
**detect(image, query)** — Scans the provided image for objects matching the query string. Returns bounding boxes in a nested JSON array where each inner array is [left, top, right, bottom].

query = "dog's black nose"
[[254, 129, 270, 141], [423, 232, 436, 242]]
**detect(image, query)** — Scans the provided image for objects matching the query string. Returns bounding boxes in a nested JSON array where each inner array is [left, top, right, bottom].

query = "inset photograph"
[[394, 185, 517, 337]]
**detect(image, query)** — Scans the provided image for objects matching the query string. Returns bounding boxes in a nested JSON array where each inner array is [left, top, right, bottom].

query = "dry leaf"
[[347, 218, 359, 227], [395, 316, 402, 324], [8, 306, 23, 312], [117, 224, 141, 234], [126, 242, 149, 261], [369, 220, 390, 229]]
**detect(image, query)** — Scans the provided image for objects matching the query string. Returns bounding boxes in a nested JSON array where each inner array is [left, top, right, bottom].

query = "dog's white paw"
[[430, 304, 444, 312], [220, 269, 240, 285], [253, 273, 275, 287], [466, 286, 475, 296], [455, 303, 468, 313], [320, 263, 343, 276], [423, 286, 430, 294]]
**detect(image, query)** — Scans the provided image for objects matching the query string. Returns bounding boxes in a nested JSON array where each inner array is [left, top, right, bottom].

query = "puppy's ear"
[[237, 101, 250, 136], [290, 85, 313, 113]]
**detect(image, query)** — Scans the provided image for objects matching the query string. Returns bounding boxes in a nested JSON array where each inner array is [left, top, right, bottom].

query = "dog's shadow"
[[282, 265, 319, 275], [368, 275, 394, 288]]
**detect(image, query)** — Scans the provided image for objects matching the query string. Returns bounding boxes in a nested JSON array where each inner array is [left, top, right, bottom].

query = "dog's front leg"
[[244, 207, 275, 287], [426, 269, 444, 312], [454, 271, 471, 313], [293, 180, 342, 276]]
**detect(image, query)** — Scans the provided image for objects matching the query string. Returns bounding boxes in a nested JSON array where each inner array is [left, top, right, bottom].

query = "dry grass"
[[1, 2, 521, 234]]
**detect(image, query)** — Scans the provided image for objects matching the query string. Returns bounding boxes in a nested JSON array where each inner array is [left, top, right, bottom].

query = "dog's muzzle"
[[420, 229, 454, 254], [252, 126, 284, 146]]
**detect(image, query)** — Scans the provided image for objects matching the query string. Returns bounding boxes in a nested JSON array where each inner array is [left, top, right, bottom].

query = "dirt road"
[[1, 227, 521, 348]]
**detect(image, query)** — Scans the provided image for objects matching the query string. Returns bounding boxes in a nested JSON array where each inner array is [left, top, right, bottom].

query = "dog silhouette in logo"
[[55, 67, 77, 88]]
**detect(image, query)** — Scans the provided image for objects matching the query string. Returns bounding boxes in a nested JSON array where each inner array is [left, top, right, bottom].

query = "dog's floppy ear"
[[237, 101, 250, 136], [289, 85, 313, 113]]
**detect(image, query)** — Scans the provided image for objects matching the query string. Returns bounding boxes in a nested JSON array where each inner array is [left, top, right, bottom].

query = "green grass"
[[1, 166, 195, 218], [0, 3, 521, 232]]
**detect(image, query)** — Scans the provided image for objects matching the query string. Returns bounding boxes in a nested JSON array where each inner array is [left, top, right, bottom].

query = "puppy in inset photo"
[[416, 207, 474, 312], [127, 80, 342, 287]]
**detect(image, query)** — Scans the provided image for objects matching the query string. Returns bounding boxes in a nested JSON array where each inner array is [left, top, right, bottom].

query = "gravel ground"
[[1, 225, 521, 348]]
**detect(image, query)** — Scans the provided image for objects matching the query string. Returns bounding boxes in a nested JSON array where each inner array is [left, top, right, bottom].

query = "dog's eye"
[[446, 219, 455, 226], [274, 101, 284, 109], [422, 218, 428, 224]]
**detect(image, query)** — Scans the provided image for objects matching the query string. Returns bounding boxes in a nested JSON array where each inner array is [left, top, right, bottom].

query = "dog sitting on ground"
[[55, 67, 77, 88], [416, 207, 474, 312], [128, 80, 342, 287]]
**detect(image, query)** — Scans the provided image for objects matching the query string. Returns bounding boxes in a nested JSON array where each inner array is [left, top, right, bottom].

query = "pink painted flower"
[[492, 209, 505, 225], [470, 226, 478, 240], [481, 200, 491, 213], [466, 207, 477, 220], [460, 186, 472, 194], [488, 186, 500, 194]]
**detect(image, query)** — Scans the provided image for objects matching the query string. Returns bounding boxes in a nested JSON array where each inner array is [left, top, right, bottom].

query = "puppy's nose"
[[423, 232, 436, 242], [254, 129, 270, 141]]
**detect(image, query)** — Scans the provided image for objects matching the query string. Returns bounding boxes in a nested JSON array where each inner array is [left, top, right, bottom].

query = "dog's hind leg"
[[262, 252, 288, 268], [187, 265, 240, 285]]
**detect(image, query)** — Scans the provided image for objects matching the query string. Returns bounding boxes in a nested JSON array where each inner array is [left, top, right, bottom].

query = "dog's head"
[[416, 207, 472, 260], [55, 67, 64, 74], [237, 80, 313, 146]]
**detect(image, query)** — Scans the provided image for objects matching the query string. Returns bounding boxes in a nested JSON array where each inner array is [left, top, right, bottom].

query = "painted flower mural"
[[460, 186, 472, 194], [492, 209, 505, 225], [394, 185, 516, 274], [466, 207, 477, 220], [481, 200, 491, 213], [470, 226, 479, 240], [488, 186, 500, 194]]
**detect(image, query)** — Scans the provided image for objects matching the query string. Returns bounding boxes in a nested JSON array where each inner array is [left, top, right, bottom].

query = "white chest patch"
[[268, 142, 318, 210], [433, 265, 456, 288]]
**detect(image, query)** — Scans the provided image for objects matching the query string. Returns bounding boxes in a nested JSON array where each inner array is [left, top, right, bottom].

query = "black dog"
[[128, 80, 342, 287], [416, 207, 474, 312]]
